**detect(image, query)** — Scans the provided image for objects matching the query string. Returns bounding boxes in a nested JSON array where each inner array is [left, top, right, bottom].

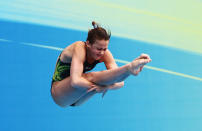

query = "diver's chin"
[[95, 56, 101, 60]]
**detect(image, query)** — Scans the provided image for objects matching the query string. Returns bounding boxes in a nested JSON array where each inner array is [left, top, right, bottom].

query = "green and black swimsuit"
[[52, 53, 100, 84]]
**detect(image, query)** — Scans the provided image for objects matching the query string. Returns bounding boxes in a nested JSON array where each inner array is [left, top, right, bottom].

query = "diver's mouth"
[[97, 54, 103, 58]]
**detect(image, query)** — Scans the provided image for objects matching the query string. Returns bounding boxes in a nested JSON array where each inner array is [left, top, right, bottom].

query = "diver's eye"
[[97, 48, 102, 51], [97, 48, 107, 51]]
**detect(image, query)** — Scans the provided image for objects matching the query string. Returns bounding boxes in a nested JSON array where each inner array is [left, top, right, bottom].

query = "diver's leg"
[[70, 90, 97, 106], [82, 57, 151, 86]]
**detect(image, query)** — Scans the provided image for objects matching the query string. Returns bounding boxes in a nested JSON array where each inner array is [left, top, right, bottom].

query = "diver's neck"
[[86, 47, 95, 64]]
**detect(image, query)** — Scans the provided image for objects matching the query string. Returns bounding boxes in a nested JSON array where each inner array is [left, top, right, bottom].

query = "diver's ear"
[[86, 41, 91, 48]]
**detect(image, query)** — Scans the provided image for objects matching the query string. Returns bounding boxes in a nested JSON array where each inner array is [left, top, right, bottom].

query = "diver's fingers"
[[102, 90, 107, 98], [87, 86, 97, 93]]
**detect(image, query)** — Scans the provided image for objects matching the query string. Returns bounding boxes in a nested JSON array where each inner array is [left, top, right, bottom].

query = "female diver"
[[51, 21, 152, 107]]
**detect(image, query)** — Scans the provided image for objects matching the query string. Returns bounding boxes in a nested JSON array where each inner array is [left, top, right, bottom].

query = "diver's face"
[[88, 39, 109, 60]]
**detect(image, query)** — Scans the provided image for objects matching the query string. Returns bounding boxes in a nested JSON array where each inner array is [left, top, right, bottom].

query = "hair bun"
[[92, 21, 96, 26], [92, 21, 98, 28]]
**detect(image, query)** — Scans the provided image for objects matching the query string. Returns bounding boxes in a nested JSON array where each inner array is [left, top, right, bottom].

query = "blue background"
[[0, 19, 202, 131]]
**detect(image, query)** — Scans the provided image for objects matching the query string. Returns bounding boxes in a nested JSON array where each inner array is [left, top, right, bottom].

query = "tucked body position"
[[51, 21, 152, 107]]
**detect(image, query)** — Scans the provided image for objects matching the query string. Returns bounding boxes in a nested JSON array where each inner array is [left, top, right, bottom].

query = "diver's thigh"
[[51, 77, 85, 107]]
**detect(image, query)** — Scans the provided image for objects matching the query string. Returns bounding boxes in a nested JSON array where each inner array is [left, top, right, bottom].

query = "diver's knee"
[[82, 72, 95, 82]]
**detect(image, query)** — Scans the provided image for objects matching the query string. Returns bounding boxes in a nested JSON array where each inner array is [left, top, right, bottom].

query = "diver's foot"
[[128, 54, 151, 75]]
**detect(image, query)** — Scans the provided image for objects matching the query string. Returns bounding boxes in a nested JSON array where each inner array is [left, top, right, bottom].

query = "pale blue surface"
[[0, 20, 202, 131]]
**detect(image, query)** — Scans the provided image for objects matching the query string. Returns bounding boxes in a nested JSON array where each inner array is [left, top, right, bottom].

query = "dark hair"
[[87, 21, 111, 44]]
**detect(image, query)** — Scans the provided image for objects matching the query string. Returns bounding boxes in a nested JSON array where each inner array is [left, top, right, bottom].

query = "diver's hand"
[[87, 84, 107, 93]]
